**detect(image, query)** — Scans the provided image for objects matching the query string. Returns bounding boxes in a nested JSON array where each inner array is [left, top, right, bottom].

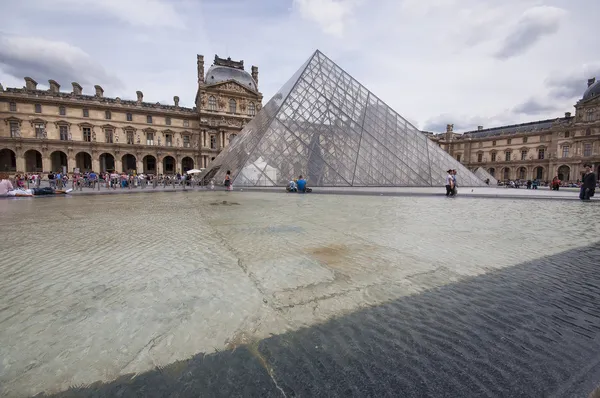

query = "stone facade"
[[429, 77, 600, 183], [0, 54, 262, 175]]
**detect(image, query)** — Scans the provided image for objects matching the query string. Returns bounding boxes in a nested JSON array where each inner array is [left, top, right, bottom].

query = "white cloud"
[[49, 0, 185, 28], [293, 0, 361, 37], [0, 34, 122, 91]]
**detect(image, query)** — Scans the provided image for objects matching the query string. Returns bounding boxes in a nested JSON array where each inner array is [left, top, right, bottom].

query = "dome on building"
[[582, 78, 599, 101], [205, 65, 257, 91]]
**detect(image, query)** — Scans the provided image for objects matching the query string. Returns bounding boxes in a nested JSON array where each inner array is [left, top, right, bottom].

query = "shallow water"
[[0, 192, 599, 397]]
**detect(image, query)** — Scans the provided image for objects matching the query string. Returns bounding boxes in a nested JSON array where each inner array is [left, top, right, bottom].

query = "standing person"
[[580, 164, 596, 201], [0, 172, 14, 196], [445, 169, 453, 196], [451, 169, 458, 196], [224, 170, 232, 191]]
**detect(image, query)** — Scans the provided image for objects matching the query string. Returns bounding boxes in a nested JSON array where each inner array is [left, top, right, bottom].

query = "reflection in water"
[[0, 192, 599, 397]]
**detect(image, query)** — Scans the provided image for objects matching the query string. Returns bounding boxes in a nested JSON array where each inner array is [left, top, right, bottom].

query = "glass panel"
[[205, 50, 486, 187]]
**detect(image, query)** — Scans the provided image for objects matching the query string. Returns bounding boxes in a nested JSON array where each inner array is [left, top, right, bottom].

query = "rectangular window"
[[105, 129, 113, 143], [127, 131, 134, 144], [584, 143, 592, 157], [147, 115, 152, 124], [521, 150, 527, 160], [9, 102, 17, 112], [183, 135, 190, 148], [477, 153, 483, 163], [562, 146, 569, 158], [105, 110, 111, 120], [507, 138, 512, 145], [491, 152, 496, 162], [83, 127, 91, 142], [59, 106, 66, 116], [565, 131, 570, 138], [9, 122, 19, 137], [166, 134, 173, 146], [166, 117, 171, 126], [183, 119, 189, 127], [83, 108, 89, 117], [210, 135, 217, 149], [35, 123, 45, 138], [523, 136, 528, 143], [538, 148, 545, 160], [146, 132, 154, 145], [492, 140, 496, 146], [35, 104, 42, 113], [59, 125, 68, 140], [126, 113, 133, 122], [456, 154, 461, 162], [505, 151, 511, 161]]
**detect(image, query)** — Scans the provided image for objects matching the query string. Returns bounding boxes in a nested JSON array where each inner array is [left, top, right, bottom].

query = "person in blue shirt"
[[296, 175, 307, 192]]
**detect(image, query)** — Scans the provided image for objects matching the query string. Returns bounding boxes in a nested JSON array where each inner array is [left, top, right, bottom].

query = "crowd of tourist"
[[6, 171, 204, 191]]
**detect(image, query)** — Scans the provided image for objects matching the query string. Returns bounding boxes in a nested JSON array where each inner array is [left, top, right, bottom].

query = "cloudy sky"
[[1, 0, 598, 132]]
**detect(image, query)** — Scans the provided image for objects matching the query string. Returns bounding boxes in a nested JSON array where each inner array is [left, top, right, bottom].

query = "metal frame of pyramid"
[[474, 167, 498, 186], [202, 50, 486, 187]]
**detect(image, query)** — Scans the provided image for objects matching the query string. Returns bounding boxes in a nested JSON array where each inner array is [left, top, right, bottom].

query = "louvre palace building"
[[0, 55, 263, 175], [428, 77, 600, 183]]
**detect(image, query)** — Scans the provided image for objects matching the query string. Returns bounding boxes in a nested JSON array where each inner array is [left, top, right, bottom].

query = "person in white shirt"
[[445, 169, 454, 196]]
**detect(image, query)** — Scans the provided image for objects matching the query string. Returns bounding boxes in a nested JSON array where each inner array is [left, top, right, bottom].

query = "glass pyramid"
[[474, 167, 498, 186], [203, 50, 485, 187]]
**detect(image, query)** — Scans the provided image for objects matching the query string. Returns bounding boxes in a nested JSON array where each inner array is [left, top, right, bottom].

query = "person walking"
[[451, 169, 458, 196], [579, 164, 596, 201], [445, 169, 453, 196]]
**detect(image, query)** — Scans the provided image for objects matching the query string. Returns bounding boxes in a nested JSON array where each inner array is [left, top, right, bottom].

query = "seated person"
[[296, 175, 307, 192], [287, 179, 297, 192], [7, 187, 73, 197]]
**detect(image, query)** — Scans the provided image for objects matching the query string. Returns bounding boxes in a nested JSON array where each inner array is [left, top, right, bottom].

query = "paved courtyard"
[[0, 192, 599, 396]]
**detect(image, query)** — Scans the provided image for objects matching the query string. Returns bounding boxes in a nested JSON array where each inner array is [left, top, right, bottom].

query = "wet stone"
[[1, 192, 600, 397]]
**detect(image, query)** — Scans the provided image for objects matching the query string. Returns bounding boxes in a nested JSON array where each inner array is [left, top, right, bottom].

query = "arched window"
[[248, 102, 256, 116], [208, 96, 216, 111], [229, 99, 237, 114]]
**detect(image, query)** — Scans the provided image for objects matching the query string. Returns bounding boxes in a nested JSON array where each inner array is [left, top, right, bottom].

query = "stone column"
[[42, 154, 51, 172], [115, 157, 123, 173], [92, 156, 100, 173], [137, 160, 144, 174], [157, 157, 164, 175], [16, 154, 25, 173]]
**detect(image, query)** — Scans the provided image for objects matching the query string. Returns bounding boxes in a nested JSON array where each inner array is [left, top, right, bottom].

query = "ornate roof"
[[205, 66, 257, 91], [582, 79, 599, 101]]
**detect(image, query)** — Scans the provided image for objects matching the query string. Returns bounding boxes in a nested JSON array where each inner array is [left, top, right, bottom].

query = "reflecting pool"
[[1, 192, 599, 397]]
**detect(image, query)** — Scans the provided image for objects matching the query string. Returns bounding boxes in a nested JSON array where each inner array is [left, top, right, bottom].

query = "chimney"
[[197, 55, 205, 84], [588, 77, 596, 87], [251, 66, 259, 87], [24, 77, 38, 90], [94, 85, 104, 97], [71, 82, 82, 95], [477, 125, 483, 131], [136, 90, 143, 104], [48, 79, 60, 93], [565, 112, 571, 118], [174, 96, 180, 107]]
